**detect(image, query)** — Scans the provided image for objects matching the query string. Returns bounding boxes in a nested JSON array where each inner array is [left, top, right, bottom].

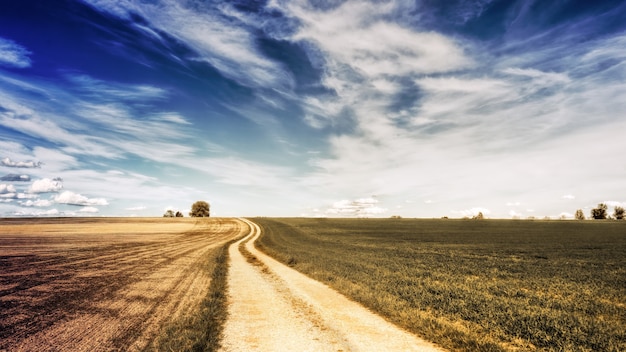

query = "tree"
[[163, 209, 175, 217], [473, 212, 484, 220], [590, 203, 608, 220], [190, 201, 210, 217], [575, 209, 585, 220], [614, 206, 624, 220], [175, 211, 184, 218]]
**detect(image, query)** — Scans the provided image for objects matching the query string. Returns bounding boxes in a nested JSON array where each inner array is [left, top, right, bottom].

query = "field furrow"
[[0, 217, 245, 351]]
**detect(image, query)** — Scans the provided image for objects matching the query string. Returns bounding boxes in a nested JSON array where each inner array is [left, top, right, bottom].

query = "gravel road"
[[221, 218, 445, 352]]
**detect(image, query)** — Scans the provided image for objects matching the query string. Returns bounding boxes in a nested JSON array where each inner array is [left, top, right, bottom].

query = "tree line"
[[575, 203, 624, 220], [163, 201, 210, 218]]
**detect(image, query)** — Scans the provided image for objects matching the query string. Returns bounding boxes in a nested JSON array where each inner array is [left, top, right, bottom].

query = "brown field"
[[0, 217, 246, 351]]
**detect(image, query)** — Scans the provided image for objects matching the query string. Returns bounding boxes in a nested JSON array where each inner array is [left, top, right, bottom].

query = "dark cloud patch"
[[0, 174, 31, 182]]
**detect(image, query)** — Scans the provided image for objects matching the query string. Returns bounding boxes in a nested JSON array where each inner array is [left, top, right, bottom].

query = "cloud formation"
[[0, 37, 32, 68], [0, 184, 16, 194], [326, 197, 387, 217], [29, 178, 63, 193], [54, 191, 108, 206], [1, 157, 41, 168], [1, 1, 624, 218], [81, 0, 291, 89], [0, 174, 31, 182], [19, 199, 53, 207], [13, 208, 60, 217], [78, 206, 99, 213]]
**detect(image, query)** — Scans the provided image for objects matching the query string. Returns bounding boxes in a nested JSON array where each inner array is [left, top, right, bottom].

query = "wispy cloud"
[[81, 0, 292, 89], [13, 208, 60, 217], [66, 74, 168, 102], [0, 37, 32, 68], [326, 197, 387, 217], [19, 199, 54, 207]]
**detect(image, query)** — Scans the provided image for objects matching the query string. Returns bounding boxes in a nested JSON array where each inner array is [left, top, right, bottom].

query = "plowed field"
[[0, 217, 245, 351]]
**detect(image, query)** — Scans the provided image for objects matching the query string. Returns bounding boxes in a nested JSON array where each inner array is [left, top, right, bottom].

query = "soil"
[[0, 217, 244, 351], [221, 218, 445, 352]]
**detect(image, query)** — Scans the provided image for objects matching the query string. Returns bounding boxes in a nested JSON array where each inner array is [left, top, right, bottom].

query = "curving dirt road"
[[221, 218, 445, 352], [0, 217, 245, 351]]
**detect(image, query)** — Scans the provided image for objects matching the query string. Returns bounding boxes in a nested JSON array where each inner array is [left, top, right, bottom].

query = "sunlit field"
[[0, 217, 243, 351], [254, 218, 626, 351]]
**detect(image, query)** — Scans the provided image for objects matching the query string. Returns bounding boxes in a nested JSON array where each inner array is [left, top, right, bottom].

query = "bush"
[[190, 201, 210, 217]]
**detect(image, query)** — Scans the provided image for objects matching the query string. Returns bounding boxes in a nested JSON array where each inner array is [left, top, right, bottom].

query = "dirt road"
[[0, 217, 245, 351], [221, 218, 445, 352]]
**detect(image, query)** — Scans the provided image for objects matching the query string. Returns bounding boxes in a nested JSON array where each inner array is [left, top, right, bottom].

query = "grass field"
[[254, 218, 626, 351]]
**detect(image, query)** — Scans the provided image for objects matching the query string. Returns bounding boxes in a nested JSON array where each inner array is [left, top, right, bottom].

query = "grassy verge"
[[254, 218, 626, 351], [149, 238, 237, 352]]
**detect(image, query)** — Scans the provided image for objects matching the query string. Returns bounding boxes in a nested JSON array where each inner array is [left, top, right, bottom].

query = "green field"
[[253, 218, 626, 351]]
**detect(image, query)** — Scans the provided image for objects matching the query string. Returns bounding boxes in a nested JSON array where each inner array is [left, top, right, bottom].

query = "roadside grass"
[[254, 218, 626, 351], [149, 238, 237, 352]]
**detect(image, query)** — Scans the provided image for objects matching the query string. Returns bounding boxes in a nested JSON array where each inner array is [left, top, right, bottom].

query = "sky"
[[1, 0, 625, 218]]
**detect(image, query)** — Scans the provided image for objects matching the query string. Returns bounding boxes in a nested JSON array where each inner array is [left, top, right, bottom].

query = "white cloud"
[[559, 212, 574, 219], [1, 157, 41, 168], [79, 206, 99, 213], [509, 210, 523, 219], [454, 207, 491, 218], [13, 208, 60, 217], [605, 201, 626, 208], [284, 0, 470, 78], [125, 205, 146, 211], [16, 193, 36, 199], [562, 194, 575, 200], [326, 197, 387, 217], [19, 199, 53, 207], [54, 191, 108, 206], [0, 184, 16, 194], [0, 37, 32, 68], [29, 178, 63, 193]]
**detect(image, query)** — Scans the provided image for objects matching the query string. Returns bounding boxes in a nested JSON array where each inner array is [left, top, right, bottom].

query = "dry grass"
[[254, 218, 626, 351]]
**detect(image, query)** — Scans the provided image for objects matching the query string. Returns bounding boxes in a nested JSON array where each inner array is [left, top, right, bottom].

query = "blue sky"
[[1, 0, 625, 218]]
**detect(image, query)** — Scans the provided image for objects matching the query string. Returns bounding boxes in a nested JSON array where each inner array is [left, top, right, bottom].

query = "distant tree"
[[590, 203, 608, 220], [163, 209, 175, 217], [473, 212, 484, 220], [175, 211, 184, 218], [575, 209, 585, 220], [190, 201, 210, 217], [614, 206, 624, 220]]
